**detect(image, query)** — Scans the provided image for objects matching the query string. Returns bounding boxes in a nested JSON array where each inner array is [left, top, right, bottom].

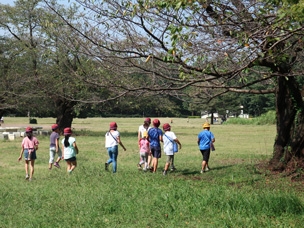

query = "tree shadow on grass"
[[179, 164, 234, 175]]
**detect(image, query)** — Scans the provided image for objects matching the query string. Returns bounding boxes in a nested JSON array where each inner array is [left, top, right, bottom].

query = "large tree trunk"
[[55, 98, 77, 133], [269, 76, 304, 172]]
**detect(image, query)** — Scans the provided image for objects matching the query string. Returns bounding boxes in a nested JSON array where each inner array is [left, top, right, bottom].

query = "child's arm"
[[73, 142, 79, 154], [18, 147, 24, 161], [55, 137, 59, 153], [174, 138, 182, 150], [61, 144, 65, 159], [117, 136, 126, 151]]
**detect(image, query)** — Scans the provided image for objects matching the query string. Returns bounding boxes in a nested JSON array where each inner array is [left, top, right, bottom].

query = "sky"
[[0, 0, 13, 5], [0, 0, 73, 6]]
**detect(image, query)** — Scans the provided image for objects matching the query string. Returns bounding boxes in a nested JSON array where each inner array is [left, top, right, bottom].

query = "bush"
[[29, 118, 37, 124]]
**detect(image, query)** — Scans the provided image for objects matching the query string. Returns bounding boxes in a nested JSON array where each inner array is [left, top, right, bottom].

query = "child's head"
[[109, 122, 118, 130], [64, 127, 72, 136], [202, 122, 211, 130], [163, 123, 171, 131], [144, 117, 151, 125], [25, 126, 33, 139], [51, 124, 59, 132], [142, 131, 148, 138], [152, 119, 160, 128]]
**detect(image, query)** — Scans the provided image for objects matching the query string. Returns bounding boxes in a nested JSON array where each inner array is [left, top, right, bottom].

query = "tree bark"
[[269, 76, 304, 171], [55, 98, 76, 133]]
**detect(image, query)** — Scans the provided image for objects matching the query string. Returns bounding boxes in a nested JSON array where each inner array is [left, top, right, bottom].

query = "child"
[[148, 119, 163, 173], [49, 124, 62, 170], [162, 123, 182, 175], [137, 117, 152, 169], [105, 122, 126, 173], [197, 122, 215, 173], [61, 127, 79, 174], [18, 127, 39, 180], [138, 131, 150, 171]]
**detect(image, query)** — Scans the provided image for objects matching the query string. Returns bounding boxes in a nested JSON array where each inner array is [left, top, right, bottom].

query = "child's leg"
[[164, 155, 171, 171], [25, 160, 29, 177], [139, 154, 145, 165], [66, 161, 72, 172], [153, 157, 158, 172], [170, 156, 175, 170], [56, 147, 62, 163], [29, 160, 35, 179], [107, 150, 113, 164], [112, 152, 118, 173], [144, 154, 148, 169], [147, 154, 152, 167], [49, 148, 55, 169], [164, 162, 170, 171], [70, 160, 77, 171]]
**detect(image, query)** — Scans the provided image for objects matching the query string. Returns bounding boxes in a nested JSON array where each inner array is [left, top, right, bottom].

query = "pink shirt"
[[139, 138, 150, 153], [22, 136, 39, 152]]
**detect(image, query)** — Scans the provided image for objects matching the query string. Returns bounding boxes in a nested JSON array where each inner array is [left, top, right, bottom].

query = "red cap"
[[144, 117, 151, 124], [25, 127, 33, 133], [64, 127, 72, 135], [109, 122, 117, 130], [163, 123, 171, 131], [51, 124, 59, 130], [153, 119, 160, 127]]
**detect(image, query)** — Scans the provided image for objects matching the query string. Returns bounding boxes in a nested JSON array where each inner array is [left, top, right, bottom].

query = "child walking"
[[148, 119, 163, 173], [162, 123, 182, 175], [137, 117, 152, 169], [61, 127, 79, 174], [18, 127, 39, 180], [49, 124, 62, 170], [197, 122, 215, 173], [105, 122, 126, 173], [138, 131, 150, 171]]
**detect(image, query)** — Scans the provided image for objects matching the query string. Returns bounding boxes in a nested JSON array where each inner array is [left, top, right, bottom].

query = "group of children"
[[105, 117, 215, 174], [18, 125, 79, 180], [136, 118, 182, 175], [18, 118, 215, 179]]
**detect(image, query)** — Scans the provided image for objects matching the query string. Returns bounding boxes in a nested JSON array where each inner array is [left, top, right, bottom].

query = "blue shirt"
[[198, 130, 214, 150], [148, 127, 163, 147]]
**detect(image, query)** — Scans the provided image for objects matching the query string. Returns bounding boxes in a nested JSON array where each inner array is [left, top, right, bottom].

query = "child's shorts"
[[24, 149, 37, 160]]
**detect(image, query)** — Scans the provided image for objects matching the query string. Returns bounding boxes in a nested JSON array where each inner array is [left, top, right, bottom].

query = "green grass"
[[0, 117, 303, 228]]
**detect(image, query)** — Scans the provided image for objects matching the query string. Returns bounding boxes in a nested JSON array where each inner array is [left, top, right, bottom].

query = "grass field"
[[0, 117, 303, 228]]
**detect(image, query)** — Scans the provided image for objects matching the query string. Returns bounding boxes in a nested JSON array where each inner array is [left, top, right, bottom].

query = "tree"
[[0, 0, 101, 130], [46, 0, 304, 173]]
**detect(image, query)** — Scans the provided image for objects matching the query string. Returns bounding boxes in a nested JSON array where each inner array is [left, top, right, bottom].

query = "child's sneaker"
[[68, 170, 73, 174], [137, 163, 142, 170], [163, 170, 167, 175], [200, 170, 205, 174], [54, 162, 60, 168], [25, 174, 29, 180]]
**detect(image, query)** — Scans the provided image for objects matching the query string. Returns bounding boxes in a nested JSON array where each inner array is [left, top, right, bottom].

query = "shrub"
[[29, 118, 37, 124]]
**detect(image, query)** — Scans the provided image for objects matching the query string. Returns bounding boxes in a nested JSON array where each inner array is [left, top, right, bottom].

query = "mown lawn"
[[0, 117, 303, 228]]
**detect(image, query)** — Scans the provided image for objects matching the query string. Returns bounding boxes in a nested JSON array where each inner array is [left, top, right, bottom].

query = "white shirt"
[[105, 130, 120, 148], [138, 125, 151, 138], [163, 131, 177, 155]]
